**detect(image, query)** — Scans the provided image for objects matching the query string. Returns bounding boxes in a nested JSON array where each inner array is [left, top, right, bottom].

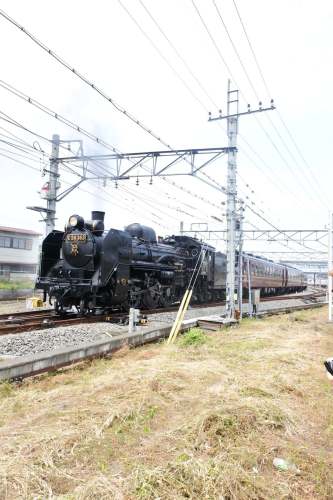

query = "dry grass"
[[0, 307, 333, 499]]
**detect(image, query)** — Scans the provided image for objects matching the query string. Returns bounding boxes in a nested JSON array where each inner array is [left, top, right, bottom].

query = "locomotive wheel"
[[54, 299, 65, 316], [79, 298, 87, 316], [142, 286, 160, 309], [159, 288, 172, 308], [129, 286, 142, 309]]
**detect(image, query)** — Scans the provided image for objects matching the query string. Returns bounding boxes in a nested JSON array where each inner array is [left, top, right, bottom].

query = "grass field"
[[0, 307, 333, 499], [0, 279, 34, 290]]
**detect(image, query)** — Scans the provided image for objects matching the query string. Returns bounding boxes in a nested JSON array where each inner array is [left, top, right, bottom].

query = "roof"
[[0, 226, 41, 236]]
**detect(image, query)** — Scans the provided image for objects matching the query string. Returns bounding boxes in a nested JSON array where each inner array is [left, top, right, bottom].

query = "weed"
[[0, 307, 332, 499], [179, 328, 207, 347], [241, 386, 273, 398], [0, 381, 14, 398]]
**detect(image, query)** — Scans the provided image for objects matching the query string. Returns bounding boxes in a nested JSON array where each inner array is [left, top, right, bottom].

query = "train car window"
[[0, 236, 11, 248]]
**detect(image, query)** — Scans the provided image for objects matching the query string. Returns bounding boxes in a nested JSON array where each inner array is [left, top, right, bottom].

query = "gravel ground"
[[0, 300, 51, 315], [0, 292, 325, 359]]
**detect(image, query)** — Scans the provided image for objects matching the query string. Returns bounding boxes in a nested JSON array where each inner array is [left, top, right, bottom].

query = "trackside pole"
[[247, 257, 252, 318], [328, 212, 333, 321], [167, 289, 193, 344]]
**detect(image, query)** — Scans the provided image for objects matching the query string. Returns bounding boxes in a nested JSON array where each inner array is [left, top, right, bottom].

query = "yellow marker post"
[[167, 289, 190, 345], [169, 289, 193, 344]]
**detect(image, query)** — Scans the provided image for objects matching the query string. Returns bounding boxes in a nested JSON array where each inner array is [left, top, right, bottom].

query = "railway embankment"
[[0, 307, 333, 498]]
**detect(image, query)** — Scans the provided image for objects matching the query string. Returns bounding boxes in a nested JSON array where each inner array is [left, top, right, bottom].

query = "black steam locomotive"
[[36, 211, 306, 314]]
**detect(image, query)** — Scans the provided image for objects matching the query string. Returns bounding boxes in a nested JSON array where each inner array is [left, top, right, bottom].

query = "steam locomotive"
[[36, 211, 307, 314]]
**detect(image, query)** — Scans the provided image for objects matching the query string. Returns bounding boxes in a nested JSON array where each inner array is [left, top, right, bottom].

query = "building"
[[0, 226, 41, 280]]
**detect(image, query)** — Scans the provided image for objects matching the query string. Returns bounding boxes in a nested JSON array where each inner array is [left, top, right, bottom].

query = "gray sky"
[[0, 0, 332, 258]]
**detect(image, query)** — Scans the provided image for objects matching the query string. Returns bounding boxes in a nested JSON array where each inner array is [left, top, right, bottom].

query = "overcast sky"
[[0, 0, 332, 259]]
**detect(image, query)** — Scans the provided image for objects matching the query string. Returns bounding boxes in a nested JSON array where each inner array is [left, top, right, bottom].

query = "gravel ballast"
[[0, 294, 324, 358]]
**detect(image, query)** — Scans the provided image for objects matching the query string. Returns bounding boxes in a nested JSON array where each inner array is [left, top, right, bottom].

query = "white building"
[[0, 226, 41, 280]]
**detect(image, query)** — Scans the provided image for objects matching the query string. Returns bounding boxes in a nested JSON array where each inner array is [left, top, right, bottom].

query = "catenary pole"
[[208, 82, 275, 319], [237, 200, 244, 318], [328, 211, 333, 321], [46, 134, 60, 234], [225, 80, 238, 318]]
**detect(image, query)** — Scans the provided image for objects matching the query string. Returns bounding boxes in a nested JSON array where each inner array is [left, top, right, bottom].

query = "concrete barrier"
[[0, 318, 198, 381]]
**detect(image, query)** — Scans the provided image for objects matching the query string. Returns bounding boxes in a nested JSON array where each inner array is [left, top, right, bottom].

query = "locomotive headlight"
[[69, 215, 78, 227], [68, 214, 85, 229]]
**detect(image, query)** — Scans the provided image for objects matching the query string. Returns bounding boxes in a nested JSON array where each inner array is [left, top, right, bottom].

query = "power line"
[[117, 5, 306, 212], [0, 150, 41, 173], [1, 6, 319, 244], [116, 2, 309, 213], [0, 145, 46, 165], [0, 110, 52, 144], [128, 2, 303, 209], [118, 0, 208, 113], [231, 0, 329, 208], [191, 0, 237, 85], [231, 0, 271, 97], [212, 0, 259, 101], [0, 79, 229, 217], [138, 0, 219, 112], [209, 1, 327, 209], [0, 8, 173, 149]]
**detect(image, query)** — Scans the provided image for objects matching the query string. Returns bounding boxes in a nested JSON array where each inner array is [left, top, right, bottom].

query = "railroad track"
[[0, 290, 325, 336], [0, 300, 327, 382]]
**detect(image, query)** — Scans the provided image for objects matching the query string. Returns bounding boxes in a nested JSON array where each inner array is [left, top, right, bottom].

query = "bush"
[[179, 328, 207, 347], [0, 279, 34, 290]]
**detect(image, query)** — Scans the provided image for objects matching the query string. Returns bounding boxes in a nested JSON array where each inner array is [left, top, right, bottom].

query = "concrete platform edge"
[[0, 318, 198, 381]]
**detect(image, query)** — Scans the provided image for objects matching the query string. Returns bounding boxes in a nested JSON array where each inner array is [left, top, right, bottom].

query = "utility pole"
[[237, 200, 245, 318], [46, 134, 60, 234], [208, 80, 275, 319], [328, 211, 333, 321], [27, 134, 60, 236]]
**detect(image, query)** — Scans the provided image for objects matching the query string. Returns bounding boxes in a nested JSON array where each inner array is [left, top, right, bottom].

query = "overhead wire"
[[0, 11, 290, 227], [0, 8, 174, 149], [230, 0, 329, 207], [118, 0, 208, 113], [0, 7, 229, 214], [135, 1, 310, 211], [0, 5, 317, 214], [0, 79, 229, 218], [0, 5, 323, 255], [194, 0, 328, 210]]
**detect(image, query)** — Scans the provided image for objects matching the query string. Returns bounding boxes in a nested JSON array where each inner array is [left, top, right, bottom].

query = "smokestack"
[[91, 211, 105, 222]]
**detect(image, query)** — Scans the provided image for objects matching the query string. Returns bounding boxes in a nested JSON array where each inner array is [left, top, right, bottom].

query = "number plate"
[[66, 234, 87, 242]]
